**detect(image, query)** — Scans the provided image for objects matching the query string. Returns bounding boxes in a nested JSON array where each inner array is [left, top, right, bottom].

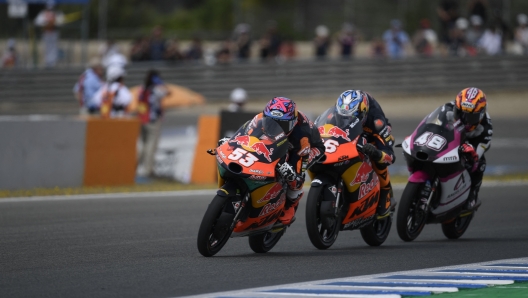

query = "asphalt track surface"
[[1, 182, 528, 298]]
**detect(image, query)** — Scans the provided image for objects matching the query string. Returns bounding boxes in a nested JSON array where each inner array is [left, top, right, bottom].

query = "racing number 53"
[[228, 148, 259, 167], [414, 132, 446, 151]]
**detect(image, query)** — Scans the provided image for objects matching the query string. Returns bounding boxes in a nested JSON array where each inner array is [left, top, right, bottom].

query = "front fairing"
[[407, 106, 466, 162]]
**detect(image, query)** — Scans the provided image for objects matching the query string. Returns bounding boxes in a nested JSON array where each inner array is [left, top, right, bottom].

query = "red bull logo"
[[257, 183, 283, 203], [259, 193, 286, 217], [319, 125, 351, 141], [350, 161, 372, 186], [359, 174, 379, 199], [231, 135, 274, 162]]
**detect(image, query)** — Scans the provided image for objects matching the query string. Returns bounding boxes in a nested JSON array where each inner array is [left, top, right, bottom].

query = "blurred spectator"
[[92, 66, 132, 118], [412, 19, 438, 57], [259, 21, 282, 61], [314, 25, 331, 59], [73, 58, 104, 115], [449, 18, 470, 56], [491, 9, 511, 53], [468, 0, 489, 26], [515, 13, 528, 55], [34, 1, 64, 67], [371, 37, 386, 59], [382, 19, 410, 59], [215, 40, 233, 65], [233, 23, 251, 60], [149, 26, 166, 61], [1, 39, 18, 68], [337, 23, 358, 59], [100, 40, 127, 68], [279, 38, 297, 61], [164, 39, 184, 62], [130, 36, 150, 62], [137, 70, 169, 177], [185, 37, 203, 61], [227, 88, 248, 112], [478, 25, 502, 56], [466, 15, 485, 49], [437, 0, 459, 55]]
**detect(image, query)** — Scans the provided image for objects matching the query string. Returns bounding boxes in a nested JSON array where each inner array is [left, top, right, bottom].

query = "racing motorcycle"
[[197, 116, 292, 257], [305, 108, 392, 250], [396, 106, 477, 242]]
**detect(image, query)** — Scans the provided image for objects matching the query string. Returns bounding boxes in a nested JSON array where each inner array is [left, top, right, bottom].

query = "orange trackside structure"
[[191, 115, 220, 184], [83, 118, 141, 186]]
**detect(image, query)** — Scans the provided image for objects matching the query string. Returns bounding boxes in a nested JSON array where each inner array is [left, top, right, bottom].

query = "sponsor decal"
[[257, 183, 283, 203], [319, 125, 351, 141], [276, 138, 288, 147], [259, 193, 286, 217], [381, 152, 393, 164], [298, 137, 311, 156], [249, 168, 263, 174], [248, 175, 266, 180], [380, 125, 391, 138], [312, 179, 322, 184], [488, 129, 493, 135], [443, 156, 458, 161], [359, 174, 379, 199], [274, 132, 285, 140], [232, 201, 241, 211], [344, 215, 374, 229], [270, 110, 284, 117], [462, 102, 475, 110], [338, 155, 349, 161], [349, 117, 359, 128], [217, 149, 226, 159], [216, 154, 223, 164], [231, 135, 274, 162], [333, 160, 350, 167], [308, 148, 321, 163], [328, 185, 337, 197], [454, 174, 466, 191], [350, 161, 372, 186]]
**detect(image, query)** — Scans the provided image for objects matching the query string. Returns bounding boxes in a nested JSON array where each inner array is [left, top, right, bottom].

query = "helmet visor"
[[335, 113, 359, 128], [460, 112, 481, 126], [263, 116, 296, 135]]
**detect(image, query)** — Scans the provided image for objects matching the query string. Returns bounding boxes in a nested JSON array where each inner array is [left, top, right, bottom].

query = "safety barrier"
[[0, 116, 140, 190]]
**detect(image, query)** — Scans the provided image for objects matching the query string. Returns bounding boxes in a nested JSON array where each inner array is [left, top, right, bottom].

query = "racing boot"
[[279, 190, 303, 225], [466, 181, 482, 211], [377, 184, 396, 219]]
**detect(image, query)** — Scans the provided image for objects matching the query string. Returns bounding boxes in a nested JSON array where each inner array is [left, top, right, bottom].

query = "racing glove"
[[361, 143, 382, 161], [217, 137, 230, 147], [460, 143, 478, 172], [277, 162, 297, 182]]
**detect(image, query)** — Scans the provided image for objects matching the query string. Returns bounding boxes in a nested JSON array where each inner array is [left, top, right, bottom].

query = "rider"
[[443, 87, 492, 210], [219, 97, 325, 225], [333, 90, 396, 218]]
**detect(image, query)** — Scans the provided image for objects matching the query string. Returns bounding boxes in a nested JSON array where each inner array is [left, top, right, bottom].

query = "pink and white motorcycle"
[[396, 106, 477, 242]]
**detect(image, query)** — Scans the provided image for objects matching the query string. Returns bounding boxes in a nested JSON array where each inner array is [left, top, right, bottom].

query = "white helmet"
[[518, 13, 528, 25], [230, 88, 247, 104], [106, 66, 125, 82]]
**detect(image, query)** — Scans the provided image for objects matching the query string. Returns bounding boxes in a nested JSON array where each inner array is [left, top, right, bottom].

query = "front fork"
[[409, 170, 437, 213]]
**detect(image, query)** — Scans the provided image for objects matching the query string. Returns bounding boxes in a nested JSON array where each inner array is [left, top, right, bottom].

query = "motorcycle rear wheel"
[[397, 182, 427, 242], [305, 186, 341, 250], [441, 213, 474, 239], [360, 214, 392, 246], [197, 195, 234, 257], [248, 229, 285, 253]]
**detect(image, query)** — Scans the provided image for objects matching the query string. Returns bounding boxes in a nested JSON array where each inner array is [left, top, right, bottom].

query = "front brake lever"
[[207, 149, 217, 155]]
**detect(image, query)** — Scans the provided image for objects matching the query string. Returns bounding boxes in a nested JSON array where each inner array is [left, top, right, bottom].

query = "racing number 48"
[[228, 148, 258, 167], [414, 132, 446, 151]]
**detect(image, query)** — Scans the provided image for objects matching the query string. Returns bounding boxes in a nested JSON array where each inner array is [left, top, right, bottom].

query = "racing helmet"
[[263, 97, 298, 134], [454, 87, 487, 132], [336, 90, 369, 125]]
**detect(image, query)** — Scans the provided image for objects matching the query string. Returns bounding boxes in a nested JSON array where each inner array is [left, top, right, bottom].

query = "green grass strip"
[[425, 282, 528, 298]]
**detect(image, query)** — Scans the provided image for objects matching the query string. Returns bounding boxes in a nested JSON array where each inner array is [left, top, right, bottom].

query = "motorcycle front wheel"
[[397, 182, 427, 242], [441, 212, 474, 239], [197, 195, 235, 257], [248, 229, 285, 253], [360, 214, 392, 246], [305, 186, 341, 249]]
